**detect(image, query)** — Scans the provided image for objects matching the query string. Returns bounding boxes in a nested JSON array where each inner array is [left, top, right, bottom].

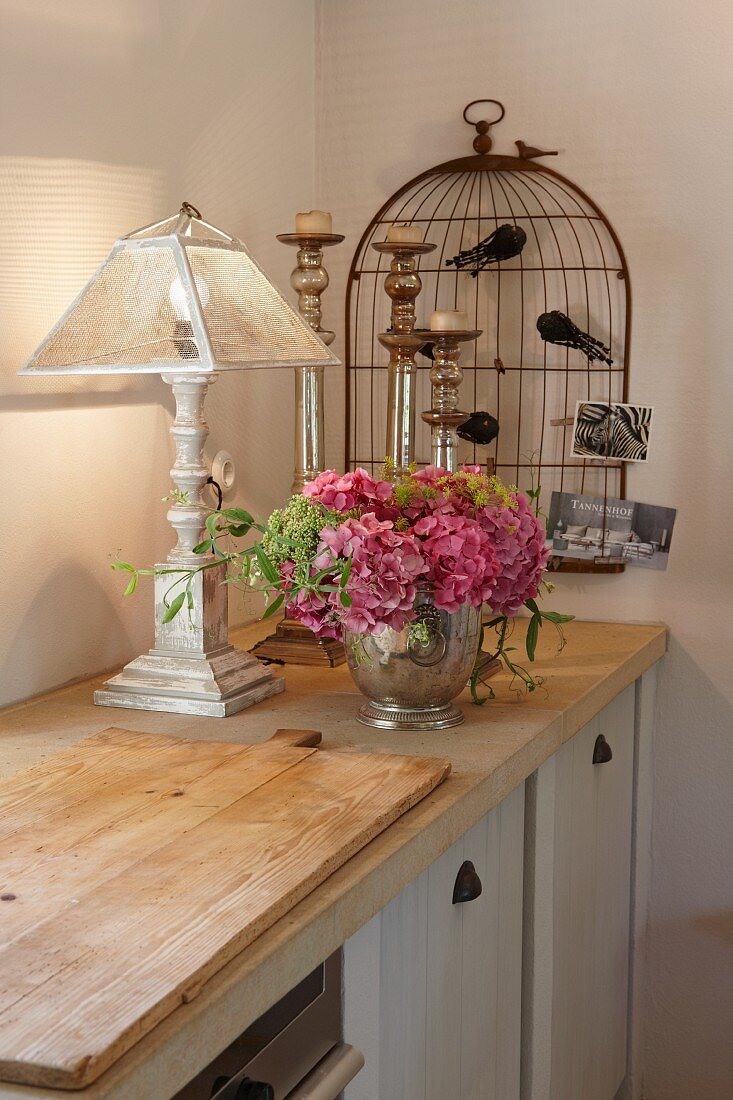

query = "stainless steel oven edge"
[[174, 952, 363, 1100], [284, 1043, 365, 1099]]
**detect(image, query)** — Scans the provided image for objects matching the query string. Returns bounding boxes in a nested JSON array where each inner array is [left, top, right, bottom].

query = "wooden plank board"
[[0, 728, 450, 1090]]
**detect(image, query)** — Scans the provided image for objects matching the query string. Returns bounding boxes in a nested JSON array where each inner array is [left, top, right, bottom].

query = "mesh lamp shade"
[[21, 203, 339, 375]]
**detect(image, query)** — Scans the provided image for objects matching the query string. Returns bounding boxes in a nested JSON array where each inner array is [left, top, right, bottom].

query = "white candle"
[[386, 223, 423, 245], [430, 309, 469, 331], [295, 210, 332, 234]]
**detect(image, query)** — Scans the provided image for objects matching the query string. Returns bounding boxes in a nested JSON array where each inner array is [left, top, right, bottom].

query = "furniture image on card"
[[563, 525, 634, 556], [623, 541, 655, 560]]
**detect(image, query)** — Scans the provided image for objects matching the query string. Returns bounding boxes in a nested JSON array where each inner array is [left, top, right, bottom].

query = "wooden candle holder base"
[[251, 617, 346, 667], [473, 653, 502, 681]]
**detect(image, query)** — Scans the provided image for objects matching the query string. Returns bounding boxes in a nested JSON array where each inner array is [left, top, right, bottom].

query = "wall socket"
[[212, 450, 236, 496]]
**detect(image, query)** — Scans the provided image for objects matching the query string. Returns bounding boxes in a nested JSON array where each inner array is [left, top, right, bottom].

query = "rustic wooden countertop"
[[0, 618, 666, 1099]]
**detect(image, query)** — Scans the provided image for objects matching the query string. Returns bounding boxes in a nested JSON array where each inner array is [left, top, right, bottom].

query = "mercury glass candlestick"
[[276, 231, 344, 491], [421, 329, 482, 473], [251, 229, 346, 668], [372, 239, 435, 475]]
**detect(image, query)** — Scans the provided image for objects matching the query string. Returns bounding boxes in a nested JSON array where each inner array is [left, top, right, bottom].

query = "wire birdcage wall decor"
[[344, 99, 631, 574]]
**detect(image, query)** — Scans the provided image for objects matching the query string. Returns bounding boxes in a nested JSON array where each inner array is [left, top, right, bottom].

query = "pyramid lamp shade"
[[22, 203, 339, 716]]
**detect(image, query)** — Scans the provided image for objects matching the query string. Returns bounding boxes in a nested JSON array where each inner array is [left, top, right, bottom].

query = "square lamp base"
[[94, 644, 284, 718]]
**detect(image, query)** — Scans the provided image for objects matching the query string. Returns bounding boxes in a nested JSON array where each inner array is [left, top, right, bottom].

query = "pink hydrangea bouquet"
[[116, 464, 572, 698]]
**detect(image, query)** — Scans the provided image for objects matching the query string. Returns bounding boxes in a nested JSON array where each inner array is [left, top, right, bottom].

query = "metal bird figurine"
[[536, 310, 613, 365], [515, 140, 558, 160], [457, 411, 500, 446], [446, 224, 527, 276]]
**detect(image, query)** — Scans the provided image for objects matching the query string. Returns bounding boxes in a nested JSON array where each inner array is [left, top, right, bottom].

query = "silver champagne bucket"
[[344, 584, 481, 730]]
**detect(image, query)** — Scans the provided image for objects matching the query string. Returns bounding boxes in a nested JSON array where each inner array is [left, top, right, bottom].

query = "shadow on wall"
[[2, 559, 140, 703], [645, 635, 733, 1095], [0, 382, 165, 413], [0, 155, 168, 405]]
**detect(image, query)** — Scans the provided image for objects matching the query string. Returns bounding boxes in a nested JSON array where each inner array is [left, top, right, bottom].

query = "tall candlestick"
[[421, 328, 482, 472], [250, 229, 346, 669], [372, 239, 436, 475], [276, 230, 344, 492]]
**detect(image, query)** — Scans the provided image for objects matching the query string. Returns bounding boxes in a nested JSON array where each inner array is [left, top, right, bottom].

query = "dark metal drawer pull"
[[237, 1084, 274, 1100], [593, 733, 613, 764], [210, 1078, 274, 1099], [452, 860, 483, 903]]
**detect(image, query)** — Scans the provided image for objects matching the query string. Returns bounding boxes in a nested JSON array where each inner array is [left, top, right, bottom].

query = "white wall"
[[0, 0, 316, 705], [314, 1, 733, 1097]]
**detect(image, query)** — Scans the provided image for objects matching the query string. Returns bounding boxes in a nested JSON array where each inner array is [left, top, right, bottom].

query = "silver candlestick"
[[372, 240, 435, 475], [421, 329, 482, 472], [251, 230, 346, 668], [420, 328, 501, 684], [276, 232, 344, 492]]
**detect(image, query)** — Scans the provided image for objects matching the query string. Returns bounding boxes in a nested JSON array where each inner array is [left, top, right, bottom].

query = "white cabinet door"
[[522, 685, 636, 1100], [344, 784, 525, 1100]]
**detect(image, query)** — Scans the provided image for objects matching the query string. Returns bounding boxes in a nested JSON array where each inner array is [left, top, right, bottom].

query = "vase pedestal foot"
[[357, 699, 465, 731]]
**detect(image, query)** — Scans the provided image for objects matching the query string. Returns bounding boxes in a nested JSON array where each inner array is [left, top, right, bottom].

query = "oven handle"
[[284, 1043, 364, 1100]]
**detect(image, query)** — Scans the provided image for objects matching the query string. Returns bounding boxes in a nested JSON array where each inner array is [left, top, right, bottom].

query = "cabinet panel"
[[425, 837, 465, 1099], [496, 786, 525, 1097], [523, 685, 635, 1100], [380, 872, 429, 1100], [590, 689, 635, 1096], [344, 787, 525, 1100], [460, 812, 500, 1100]]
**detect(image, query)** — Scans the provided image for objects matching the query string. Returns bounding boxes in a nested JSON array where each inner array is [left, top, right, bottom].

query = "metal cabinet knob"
[[452, 860, 483, 903], [592, 733, 613, 764]]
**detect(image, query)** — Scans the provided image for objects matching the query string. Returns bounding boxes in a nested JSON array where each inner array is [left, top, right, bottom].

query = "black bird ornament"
[[457, 411, 500, 446], [446, 224, 527, 276], [536, 310, 613, 365]]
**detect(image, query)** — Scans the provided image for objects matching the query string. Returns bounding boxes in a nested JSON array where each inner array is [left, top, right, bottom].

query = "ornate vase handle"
[[408, 604, 448, 666]]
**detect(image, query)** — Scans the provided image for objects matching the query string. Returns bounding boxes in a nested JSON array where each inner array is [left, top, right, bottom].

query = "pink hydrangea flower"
[[303, 467, 393, 515], [477, 493, 550, 616], [286, 513, 426, 639], [412, 505, 500, 613], [281, 465, 550, 637], [286, 585, 341, 639], [411, 464, 447, 487]]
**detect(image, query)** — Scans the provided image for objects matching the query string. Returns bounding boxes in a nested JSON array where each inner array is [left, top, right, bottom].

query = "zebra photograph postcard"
[[547, 490, 676, 571], [570, 401, 654, 463]]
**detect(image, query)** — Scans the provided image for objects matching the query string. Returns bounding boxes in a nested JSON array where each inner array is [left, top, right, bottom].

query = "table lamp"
[[21, 202, 339, 716]]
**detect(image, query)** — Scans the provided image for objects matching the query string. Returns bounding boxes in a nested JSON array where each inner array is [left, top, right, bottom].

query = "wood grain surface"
[[0, 727, 450, 1090]]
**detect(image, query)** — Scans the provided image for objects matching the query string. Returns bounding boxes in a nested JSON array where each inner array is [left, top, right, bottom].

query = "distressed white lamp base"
[[94, 652, 283, 718], [95, 558, 284, 716]]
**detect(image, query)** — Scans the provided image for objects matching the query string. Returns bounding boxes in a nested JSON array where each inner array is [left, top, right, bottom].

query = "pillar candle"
[[386, 223, 423, 245], [295, 210, 333, 234], [430, 309, 468, 331]]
